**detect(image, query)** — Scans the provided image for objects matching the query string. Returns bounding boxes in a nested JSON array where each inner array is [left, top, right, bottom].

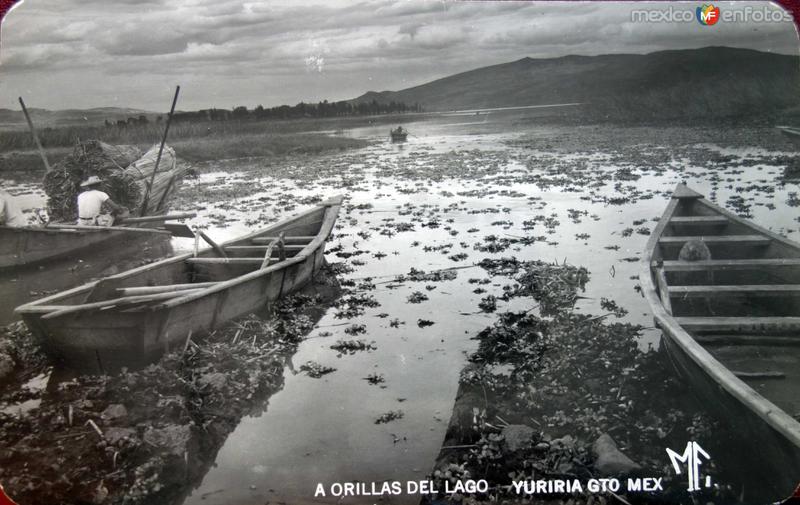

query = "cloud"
[[0, 0, 796, 111], [398, 22, 424, 39], [105, 30, 191, 56]]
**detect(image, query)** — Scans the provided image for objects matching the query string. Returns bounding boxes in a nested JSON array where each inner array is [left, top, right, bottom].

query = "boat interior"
[[16, 206, 329, 319], [652, 186, 800, 420]]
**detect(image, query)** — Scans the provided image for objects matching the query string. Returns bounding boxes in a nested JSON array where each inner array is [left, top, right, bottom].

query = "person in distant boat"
[[0, 190, 26, 227], [77, 176, 125, 226], [396, 126, 404, 133]]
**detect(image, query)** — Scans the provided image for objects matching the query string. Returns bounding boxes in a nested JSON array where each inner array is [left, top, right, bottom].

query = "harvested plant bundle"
[[43, 141, 143, 222], [42, 140, 184, 222]]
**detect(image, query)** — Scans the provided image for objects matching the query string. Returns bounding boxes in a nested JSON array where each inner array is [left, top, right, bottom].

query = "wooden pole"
[[198, 230, 228, 258], [140, 85, 180, 216], [117, 212, 196, 224], [18, 97, 51, 173]]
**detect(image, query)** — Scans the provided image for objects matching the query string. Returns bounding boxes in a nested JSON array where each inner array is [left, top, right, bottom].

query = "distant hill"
[[351, 47, 800, 121], [0, 107, 156, 129]]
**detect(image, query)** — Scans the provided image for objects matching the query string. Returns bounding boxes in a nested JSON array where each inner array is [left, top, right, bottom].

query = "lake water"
[[171, 111, 799, 504]]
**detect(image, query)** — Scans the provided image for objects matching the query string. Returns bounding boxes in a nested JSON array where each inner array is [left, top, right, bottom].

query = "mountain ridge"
[[351, 46, 800, 120]]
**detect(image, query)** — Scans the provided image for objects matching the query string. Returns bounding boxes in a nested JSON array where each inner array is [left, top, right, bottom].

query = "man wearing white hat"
[[77, 176, 125, 226]]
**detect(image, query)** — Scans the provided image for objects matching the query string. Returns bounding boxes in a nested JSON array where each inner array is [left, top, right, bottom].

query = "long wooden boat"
[[0, 224, 171, 269], [642, 183, 800, 499], [15, 196, 344, 373]]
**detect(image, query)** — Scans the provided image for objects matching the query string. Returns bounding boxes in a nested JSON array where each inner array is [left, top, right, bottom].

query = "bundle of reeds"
[[42, 141, 185, 222], [123, 144, 185, 216], [43, 141, 143, 222]]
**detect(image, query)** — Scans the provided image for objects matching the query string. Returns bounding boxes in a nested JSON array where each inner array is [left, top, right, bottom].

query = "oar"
[[118, 212, 196, 225], [42, 289, 203, 320], [116, 282, 217, 296], [117, 212, 197, 238], [161, 223, 195, 238], [198, 230, 228, 258]]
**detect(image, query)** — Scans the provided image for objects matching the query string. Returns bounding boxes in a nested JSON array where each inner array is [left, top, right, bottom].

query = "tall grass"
[[0, 114, 402, 152], [171, 132, 368, 162], [1, 128, 369, 181]]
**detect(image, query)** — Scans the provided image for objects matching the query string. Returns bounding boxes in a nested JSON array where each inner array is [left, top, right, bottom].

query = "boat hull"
[[0, 225, 170, 269], [642, 184, 800, 500], [659, 324, 800, 499]]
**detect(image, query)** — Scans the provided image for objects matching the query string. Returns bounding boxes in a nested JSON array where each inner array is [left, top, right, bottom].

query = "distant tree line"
[[105, 115, 162, 128], [106, 99, 421, 127]]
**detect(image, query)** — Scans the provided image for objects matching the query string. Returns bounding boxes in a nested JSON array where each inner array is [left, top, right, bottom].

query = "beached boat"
[[0, 224, 172, 269], [16, 196, 344, 373], [641, 183, 800, 499], [390, 127, 408, 142]]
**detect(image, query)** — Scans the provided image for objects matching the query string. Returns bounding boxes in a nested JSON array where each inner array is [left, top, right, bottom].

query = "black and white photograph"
[[1, 1, 800, 504]]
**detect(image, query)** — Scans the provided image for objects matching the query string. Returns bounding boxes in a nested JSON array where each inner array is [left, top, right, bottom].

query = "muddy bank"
[[0, 269, 341, 505], [426, 258, 740, 505]]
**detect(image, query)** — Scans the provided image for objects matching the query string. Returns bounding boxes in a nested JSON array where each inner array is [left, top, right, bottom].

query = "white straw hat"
[[80, 175, 103, 187]]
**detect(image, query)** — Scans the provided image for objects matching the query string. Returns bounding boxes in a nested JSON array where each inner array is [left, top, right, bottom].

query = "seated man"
[[77, 176, 125, 226], [0, 189, 26, 227]]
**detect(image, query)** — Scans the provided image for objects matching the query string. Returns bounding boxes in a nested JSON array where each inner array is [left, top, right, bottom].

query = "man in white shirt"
[[0, 190, 26, 227], [77, 176, 124, 226]]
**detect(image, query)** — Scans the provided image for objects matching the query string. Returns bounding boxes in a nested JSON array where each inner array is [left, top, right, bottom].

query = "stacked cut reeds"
[[122, 144, 186, 216], [43, 141, 185, 222]]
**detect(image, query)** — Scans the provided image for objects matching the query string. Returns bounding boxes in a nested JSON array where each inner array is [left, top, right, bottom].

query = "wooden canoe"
[[15, 196, 344, 373], [0, 212, 195, 269], [642, 183, 800, 499], [0, 224, 172, 269]]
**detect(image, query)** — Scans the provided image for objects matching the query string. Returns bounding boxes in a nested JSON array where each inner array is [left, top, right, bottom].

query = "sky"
[[0, 0, 798, 111]]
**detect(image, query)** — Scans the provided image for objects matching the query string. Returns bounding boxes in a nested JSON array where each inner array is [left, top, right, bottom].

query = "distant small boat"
[[16, 196, 344, 372], [777, 125, 800, 138], [390, 127, 408, 142], [642, 183, 800, 499]]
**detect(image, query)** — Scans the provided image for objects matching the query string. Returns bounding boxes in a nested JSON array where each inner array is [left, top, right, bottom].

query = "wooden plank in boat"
[[675, 316, 800, 332], [117, 282, 217, 296], [252, 236, 315, 244], [669, 285, 800, 297], [225, 245, 306, 251], [669, 216, 728, 225], [696, 335, 800, 346], [186, 257, 273, 265], [655, 268, 672, 315], [659, 235, 771, 247], [659, 258, 800, 272]]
